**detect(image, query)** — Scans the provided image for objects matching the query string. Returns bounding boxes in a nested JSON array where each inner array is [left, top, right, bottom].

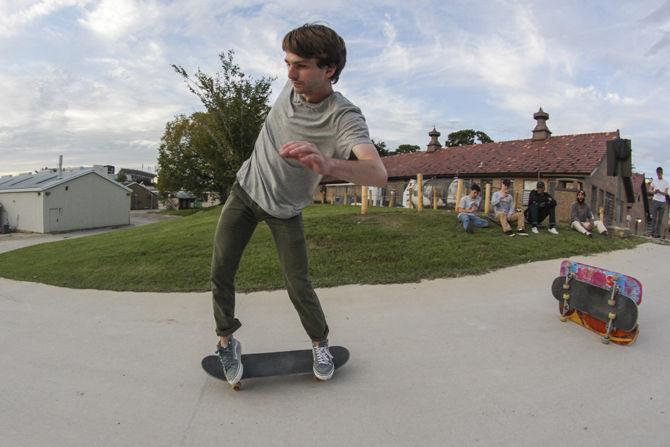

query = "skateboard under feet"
[[202, 346, 350, 390]]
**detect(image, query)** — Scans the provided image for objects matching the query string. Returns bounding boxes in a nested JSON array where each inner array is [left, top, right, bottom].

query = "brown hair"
[[282, 23, 346, 84]]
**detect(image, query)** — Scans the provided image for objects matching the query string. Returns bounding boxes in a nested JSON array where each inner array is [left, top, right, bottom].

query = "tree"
[[157, 112, 220, 195], [160, 50, 275, 198], [446, 129, 493, 147], [372, 138, 390, 157], [394, 144, 420, 154]]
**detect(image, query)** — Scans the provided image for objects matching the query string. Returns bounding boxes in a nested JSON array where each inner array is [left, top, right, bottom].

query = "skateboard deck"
[[202, 346, 349, 389], [560, 260, 642, 305], [551, 276, 638, 331]]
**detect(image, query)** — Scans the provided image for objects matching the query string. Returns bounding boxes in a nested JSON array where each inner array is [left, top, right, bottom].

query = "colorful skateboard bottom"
[[551, 276, 638, 331], [560, 260, 642, 305], [559, 303, 639, 345]]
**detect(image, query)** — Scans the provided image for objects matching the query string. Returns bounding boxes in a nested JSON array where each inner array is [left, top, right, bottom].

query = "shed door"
[[48, 208, 62, 231]]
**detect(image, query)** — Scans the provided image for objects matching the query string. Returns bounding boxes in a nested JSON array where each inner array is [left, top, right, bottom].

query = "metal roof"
[[0, 169, 131, 193]]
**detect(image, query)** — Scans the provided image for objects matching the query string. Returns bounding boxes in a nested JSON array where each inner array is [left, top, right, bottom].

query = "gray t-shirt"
[[237, 81, 372, 218], [570, 201, 594, 223], [458, 195, 481, 215], [490, 191, 515, 215]]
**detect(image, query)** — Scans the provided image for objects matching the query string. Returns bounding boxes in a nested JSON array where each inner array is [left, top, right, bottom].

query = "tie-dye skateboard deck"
[[552, 260, 642, 345]]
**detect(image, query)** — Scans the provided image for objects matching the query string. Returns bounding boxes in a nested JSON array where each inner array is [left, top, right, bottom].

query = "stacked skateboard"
[[551, 260, 642, 345]]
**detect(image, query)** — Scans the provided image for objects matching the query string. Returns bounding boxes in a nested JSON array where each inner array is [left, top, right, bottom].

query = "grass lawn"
[[0, 205, 642, 292]]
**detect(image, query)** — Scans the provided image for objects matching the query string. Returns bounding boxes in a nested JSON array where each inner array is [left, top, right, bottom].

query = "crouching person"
[[570, 189, 608, 237]]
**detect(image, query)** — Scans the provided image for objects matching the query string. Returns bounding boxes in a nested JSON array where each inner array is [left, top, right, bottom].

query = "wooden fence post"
[[455, 179, 464, 210], [484, 183, 491, 214], [417, 174, 423, 212], [389, 190, 396, 208], [514, 190, 522, 212], [361, 186, 368, 215], [433, 185, 438, 210]]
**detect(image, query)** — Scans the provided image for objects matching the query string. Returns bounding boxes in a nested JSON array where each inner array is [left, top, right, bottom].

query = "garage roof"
[[0, 169, 131, 193]]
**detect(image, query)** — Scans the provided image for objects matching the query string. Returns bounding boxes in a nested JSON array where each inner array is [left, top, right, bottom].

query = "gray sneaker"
[[312, 340, 334, 381], [216, 337, 243, 385]]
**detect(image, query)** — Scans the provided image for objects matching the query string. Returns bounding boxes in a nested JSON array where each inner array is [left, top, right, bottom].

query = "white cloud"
[[2, 0, 670, 176], [78, 0, 143, 40], [0, 0, 89, 36]]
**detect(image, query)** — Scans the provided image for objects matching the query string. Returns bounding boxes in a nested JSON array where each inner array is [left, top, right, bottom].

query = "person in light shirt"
[[649, 166, 669, 238]]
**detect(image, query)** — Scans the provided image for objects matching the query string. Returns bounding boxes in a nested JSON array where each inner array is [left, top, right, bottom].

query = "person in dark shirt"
[[524, 181, 559, 234]]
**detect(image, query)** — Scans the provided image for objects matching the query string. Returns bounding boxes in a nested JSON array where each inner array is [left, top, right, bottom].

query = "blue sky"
[[1, 0, 670, 177]]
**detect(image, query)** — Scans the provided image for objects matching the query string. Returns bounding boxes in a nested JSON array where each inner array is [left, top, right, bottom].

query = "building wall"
[[0, 191, 45, 232], [43, 173, 130, 233], [583, 158, 646, 227], [129, 184, 158, 210]]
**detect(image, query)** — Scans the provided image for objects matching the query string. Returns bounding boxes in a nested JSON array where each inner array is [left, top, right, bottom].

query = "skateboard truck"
[[560, 273, 574, 322], [602, 276, 619, 344]]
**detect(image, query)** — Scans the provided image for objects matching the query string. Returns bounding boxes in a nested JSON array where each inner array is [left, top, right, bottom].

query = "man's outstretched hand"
[[279, 141, 332, 176]]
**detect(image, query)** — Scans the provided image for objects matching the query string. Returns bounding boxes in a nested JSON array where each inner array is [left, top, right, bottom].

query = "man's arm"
[[490, 192, 501, 207], [456, 197, 467, 214], [279, 141, 387, 187]]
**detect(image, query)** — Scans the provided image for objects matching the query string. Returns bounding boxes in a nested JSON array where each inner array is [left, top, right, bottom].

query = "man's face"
[[577, 192, 585, 203], [658, 170, 664, 179], [470, 190, 479, 199], [284, 52, 335, 97], [537, 187, 545, 194]]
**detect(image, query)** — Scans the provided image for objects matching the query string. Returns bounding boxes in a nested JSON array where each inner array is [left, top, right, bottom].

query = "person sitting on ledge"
[[457, 183, 489, 234], [570, 189, 608, 237], [490, 179, 528, 237], [525, 181, 559, 234]]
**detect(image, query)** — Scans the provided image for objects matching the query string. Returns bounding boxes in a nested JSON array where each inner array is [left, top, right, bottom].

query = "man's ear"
[[325, 65, 336, 80]]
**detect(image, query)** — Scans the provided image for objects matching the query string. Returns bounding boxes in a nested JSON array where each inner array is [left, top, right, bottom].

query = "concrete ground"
[[0, 243, 668, 447], [0, 210, 178, 254]]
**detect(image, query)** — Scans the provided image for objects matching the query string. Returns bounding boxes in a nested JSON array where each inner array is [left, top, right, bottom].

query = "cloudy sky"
[[2, 0, 670, 177]]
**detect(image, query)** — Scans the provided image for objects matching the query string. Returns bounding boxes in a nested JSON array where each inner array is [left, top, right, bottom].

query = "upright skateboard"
[[551, 260, 642, 345], [202, 346, 350, 390]]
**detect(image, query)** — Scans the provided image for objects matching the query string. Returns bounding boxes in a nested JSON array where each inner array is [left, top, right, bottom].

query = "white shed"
[[0, 169, 131, 233]]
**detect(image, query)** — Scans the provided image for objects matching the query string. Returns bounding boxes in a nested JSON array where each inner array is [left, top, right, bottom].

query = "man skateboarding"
[[211, 23, 387, 385]]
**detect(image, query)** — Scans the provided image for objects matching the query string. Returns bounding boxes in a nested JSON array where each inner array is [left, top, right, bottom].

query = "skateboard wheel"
[[560, 315, 568, 322], [608, 312, 616, 320], [608, 299, 615, 306], [232, 382, 241, 391], [563, 293, 570, 300], [602, 337, 611, 344], [563, 283, 570, 290]]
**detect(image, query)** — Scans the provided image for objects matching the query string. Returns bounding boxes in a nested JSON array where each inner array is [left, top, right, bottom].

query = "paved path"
[[0, 244, 668, 446]]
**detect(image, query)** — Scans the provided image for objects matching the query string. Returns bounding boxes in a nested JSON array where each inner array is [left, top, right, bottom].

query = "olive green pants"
[[211, 182, 328, 342]]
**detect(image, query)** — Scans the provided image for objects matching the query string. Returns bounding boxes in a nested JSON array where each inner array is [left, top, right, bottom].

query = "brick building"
[[319, 109, 647, 228]]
